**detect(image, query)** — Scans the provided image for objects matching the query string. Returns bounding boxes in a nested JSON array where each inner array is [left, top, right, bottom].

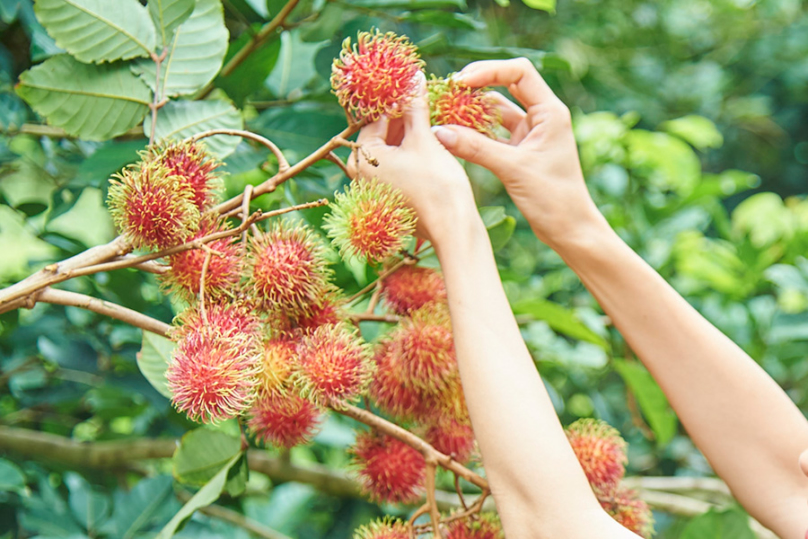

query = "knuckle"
[[513, 57, 535, 72], [553, 100, 572, 126]]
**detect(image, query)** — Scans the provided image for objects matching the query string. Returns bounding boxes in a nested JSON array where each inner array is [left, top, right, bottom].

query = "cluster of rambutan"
[[331, 29, 500, 135], [565, 419, 655, 538]]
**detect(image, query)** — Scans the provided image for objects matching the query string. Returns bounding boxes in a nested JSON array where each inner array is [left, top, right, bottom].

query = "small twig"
[[241, 184, 254, 246], [149, 49, 169, 145], [334, 137, 378, 167], [454, 475, 468, 511], [188, 129, 290, 171], [349, 313, 400, 324], [325, 151, 352, 178], [176, 490, 294, 539], [347, 258, 415, 304], [425, 461, 443, 538], [408, 503, 431, 539], [198, 251, 212, 321], [366, 281, 383, 314]]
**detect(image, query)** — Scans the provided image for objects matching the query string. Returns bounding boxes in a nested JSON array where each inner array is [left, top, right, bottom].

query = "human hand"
[[347, 74, 482, 247], [432, 59, 606, 251]]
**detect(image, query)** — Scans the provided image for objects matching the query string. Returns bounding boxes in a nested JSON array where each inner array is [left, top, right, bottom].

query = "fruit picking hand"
[[432, 58, 606, 251], [347, 73, 480, 246]]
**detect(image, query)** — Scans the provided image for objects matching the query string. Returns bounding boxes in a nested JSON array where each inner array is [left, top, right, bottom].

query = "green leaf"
[[480, 206, 516, 250], [173, 428, 241, 486], [16, 55, 151, 141], [614, 360, 678, 446], [251, 102, 346, 157], [157, 453, 242, 539], [512, 298, 608, 348], [145, 99, 243, 158], [660, 115, 724, 151], [681, 507, 755, 539], [416, 39, 569, 72], [0, 206, 58, 285], [216, 26, 281, 106], [112, 475, 174, 539], [148, 0, 195, 48], [521, 0, 555, 13], [0, 459, 26, 492], [137, 331, 174, 399], [625, 129, 701, 196], [133, 0, 229, 98], [65, 472, 111, 532], [72, 140, 146, 189], [34, 0, 156, 63], [343, 0, 466, 9], [224, 453, 248, 497], [47, 188, 115, 248], [400, 10, 485, 30]]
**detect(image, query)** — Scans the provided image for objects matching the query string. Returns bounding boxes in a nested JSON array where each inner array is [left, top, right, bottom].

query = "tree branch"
[[35, 288, 172, 336], [189, 129, 290, 171], [176, 490, 293, 539]]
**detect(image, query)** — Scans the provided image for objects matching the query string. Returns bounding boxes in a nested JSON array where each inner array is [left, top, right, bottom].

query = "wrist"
[[545, 203, 618, 264]]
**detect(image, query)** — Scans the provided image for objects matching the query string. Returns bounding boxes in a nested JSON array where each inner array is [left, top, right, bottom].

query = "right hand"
[[432, 58, 606, 251]]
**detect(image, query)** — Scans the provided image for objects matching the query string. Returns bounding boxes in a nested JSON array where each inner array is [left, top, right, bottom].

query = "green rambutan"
[[248, 221, 332, 314], [428, 75, 500, 137], [258, 338, 298, 395], [331, 30, 425, 124], [323, 177, 416, 263], [565, 418, 628, 495], [107, 161, 200, 250], [295, 323, 373, 406], [351, 430, 425, 505], [381, 265, 447, 315]]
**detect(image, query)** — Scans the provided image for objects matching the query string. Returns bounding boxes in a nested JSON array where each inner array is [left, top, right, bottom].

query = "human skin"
[[431, 58, 808, 539], [350, 74, 640, 538]]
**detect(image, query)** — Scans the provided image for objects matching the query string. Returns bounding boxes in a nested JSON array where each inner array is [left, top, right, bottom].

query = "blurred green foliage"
[[0, 0, 806, 537]]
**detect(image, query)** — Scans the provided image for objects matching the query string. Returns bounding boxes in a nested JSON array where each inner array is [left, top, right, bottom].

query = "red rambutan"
[[160, 217, 242, 300], [171, 302, 260, 341], [259, 338, 298, 395], [381, 265, 447, 315], [424, 416, 475, 464], [292, 289, 347, 334], [369, 338, 437, 422], [149, 140, 220, 209], [247, 390, 321, 449], [565, 418, 627, 495], [352, 518, 409, 539], [107, 161, 200, 250], [445, 514, 504, 539], [323, 177, 416, 263], [351, 430, 425, 504], [383, 304, 456, 394], [428, 75, 500, 137], [166, 323, 262, 424], [600, 487, 655, 538], [331, 30, 425, 123], [248, 221, 332, 314], [295, 323, 373, 406]]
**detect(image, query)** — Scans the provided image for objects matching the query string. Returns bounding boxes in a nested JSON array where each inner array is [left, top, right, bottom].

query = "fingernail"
[[431, 126, 457, 147]]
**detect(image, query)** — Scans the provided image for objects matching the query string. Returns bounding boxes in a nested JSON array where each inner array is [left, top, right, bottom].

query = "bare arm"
[[434, 58, 808, 538], [351, 75, 638, 538]]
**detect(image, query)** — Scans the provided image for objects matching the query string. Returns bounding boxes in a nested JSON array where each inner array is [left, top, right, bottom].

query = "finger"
[[457, 58, 555, 110], [403, 71, 431, 135], [488, 91, 525, 133], [432, 125, 517, 174], [357, 115, 390, 146]]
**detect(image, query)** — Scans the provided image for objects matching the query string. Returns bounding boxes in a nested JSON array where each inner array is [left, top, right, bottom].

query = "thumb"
[[432, 125, 515, 173]]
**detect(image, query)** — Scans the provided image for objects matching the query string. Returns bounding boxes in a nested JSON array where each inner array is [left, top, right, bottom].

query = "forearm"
[[556, 218, 808, 536], [433, 215, 635, 538]]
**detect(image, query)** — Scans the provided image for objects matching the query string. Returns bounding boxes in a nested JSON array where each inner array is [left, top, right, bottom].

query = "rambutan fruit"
[[149, 140, 220, 209], [445, 514, 504, 539], [292, 289, 347, 334], [159, 217, 242, 301], [166, 323, 262, 424], [323, 177, 416, 263], [600, 487, 654, 538], [171, 302, 260, 341], [381, 265, 447, 315], [352, 518, 409, 539], [351, 430, 425, 504], [424, 416, 475, 464], [331, 30, 425, 123], [369, 338, 436, 422], [108, 161, 200, 250], [247, 390, 321, 449], [428, 75, 500, 138], [295, 323, 373, 406], [258, 338, 298, 395], [565, 418, 627, 495], [248, 221, 332, 314], [383, 304, 456, 394]]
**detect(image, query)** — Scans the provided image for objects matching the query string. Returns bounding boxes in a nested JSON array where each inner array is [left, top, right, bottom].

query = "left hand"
[[347, 73, 480, 247]]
